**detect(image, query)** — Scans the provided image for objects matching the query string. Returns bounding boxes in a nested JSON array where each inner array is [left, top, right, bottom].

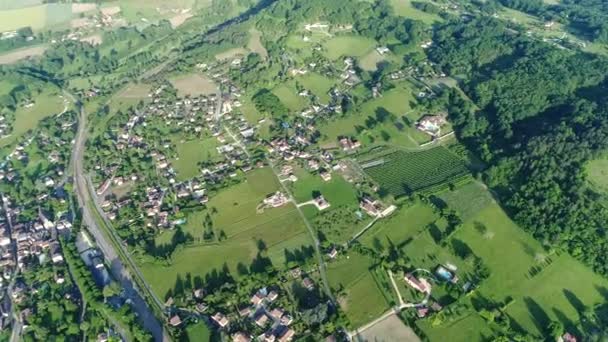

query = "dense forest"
[[429, 17, 608, 276]]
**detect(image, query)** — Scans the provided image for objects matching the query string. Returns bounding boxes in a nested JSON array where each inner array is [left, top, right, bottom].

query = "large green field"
[[0, 89, 67, 148], [362, 147, 470, 196], [390, 0, 443, 24], [0, 3, 72, 32], [327, 251, 393, 327], [171, 137, 220, 181], [296, 73, 337, 103], [141, 168, 313, 298], [319, 83, 430, 148], [322, 35, 376, 60], [452, 202, 608, 336]]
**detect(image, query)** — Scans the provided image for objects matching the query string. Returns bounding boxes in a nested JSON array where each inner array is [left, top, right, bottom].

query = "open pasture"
[[141, 168, 313, 298], [390, 0, 443, 24], [169, 73, 218, 97], [322, 35, 376, 60], [362, 147, 469, 196], [171, 137, 220, 181]]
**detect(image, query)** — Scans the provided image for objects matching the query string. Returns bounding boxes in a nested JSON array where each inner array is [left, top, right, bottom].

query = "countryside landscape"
[[0, 0, 608, 341]]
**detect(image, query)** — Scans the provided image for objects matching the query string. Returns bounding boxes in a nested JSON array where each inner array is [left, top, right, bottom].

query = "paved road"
[[2, 194, 22, 342], [71, 96, 168, 342]]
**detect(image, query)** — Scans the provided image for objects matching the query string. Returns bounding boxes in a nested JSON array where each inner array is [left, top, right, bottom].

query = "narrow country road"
[[70, 94, 168, 342]]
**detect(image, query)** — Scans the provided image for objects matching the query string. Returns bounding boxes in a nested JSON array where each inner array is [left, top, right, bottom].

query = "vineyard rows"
[[363, 147, 469, 196]]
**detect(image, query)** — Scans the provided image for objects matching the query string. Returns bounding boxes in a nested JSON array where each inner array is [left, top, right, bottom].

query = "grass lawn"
[[0, 3, 72, 32], [290, 168, 359, 207], [171, 137, 220, 181], [0, 90, 67, 147], [297, 73, 336, 103], [319, 83, 429, 148], [169, 73, 218, 97], [322, 35, 376, 60], [359, 50, 387, 71], [327, 251, 393, 327], [452, 200, 608, 336], [360, 202, 437, 248], [185, 321, 212, 342], [390, 0, 443, 24], [417, 311, 496, 342], [271, 83, 308, 112], [585, 157, 608, 193], [141, 168, 313, 298], [438, 181, 494, 221]]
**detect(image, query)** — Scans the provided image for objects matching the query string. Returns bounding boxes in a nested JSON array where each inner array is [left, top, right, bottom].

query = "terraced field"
[[361, 147, 470, 196]]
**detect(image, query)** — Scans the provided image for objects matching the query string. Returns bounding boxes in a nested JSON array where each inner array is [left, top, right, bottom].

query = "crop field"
[[450, 201, 608, 336], [438, 181, 494, 221], [327, 252, 393, 327], [0, 3, 72, 32], [171, 137, 220, 181], [390, 0, 443, 24], [0, 45, 47, 65], [362, 147, 470, 196], [357, 315, 421, 342], [169, 73, 218, 97], [322, 35, 376, 60], [141, 168, 313, 298]]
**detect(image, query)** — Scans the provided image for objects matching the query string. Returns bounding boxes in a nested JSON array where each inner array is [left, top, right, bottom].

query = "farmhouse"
[[404, 273, 431, 294], [416, 114, 447, 137]]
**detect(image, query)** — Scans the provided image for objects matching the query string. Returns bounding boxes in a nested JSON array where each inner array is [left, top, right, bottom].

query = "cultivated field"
[[248, 29, 268, 59], [169, 73, 218, 97], [141, 168, 313, 298], [327, 252, 393, 327], [362, 147, 470, 196], [0, 3, 73, 32], [322, 35, 376, 60], [355, 314, 421, 342], [0, 45, 47, 64]]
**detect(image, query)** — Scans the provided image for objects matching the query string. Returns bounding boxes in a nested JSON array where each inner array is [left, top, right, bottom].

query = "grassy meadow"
[[171, 137, 220, 180], [141, 168, 313, 298]]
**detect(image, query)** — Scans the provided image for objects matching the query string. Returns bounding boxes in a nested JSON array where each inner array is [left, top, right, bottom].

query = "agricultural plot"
[[0, 45, 47, 65], [327, 252, 393, 328], [247, 29, 268, 59], [322, 35, 376, 60], [140, 168, 313, 298], [362, 147, 470, 196], [271, 83, 308, 112], [0, 3, 73, 32], [356, 315, 421, 342], [171, 137, 220, 181], [438, 181, 494, 221], [169, 73, 218, 97]]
